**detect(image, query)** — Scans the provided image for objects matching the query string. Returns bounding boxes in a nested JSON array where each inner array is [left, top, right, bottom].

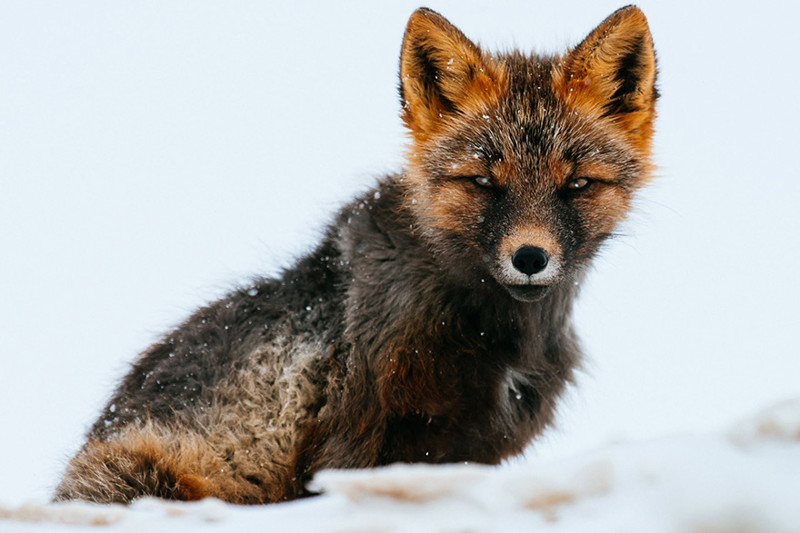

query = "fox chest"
[[373, 340, 552, 464], [377, 370, 546, 465]]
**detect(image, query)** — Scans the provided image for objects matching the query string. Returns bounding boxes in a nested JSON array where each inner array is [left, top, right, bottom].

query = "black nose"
[[512, 247, 549, 276]]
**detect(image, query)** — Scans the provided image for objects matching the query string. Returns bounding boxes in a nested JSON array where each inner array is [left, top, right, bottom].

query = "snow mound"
[[729, 397, 800, 445], [2, 399, 799, 532], [0, 502, 125, 527]]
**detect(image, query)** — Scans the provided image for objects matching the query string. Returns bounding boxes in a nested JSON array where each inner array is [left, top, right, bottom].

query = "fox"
[[55, 6, 658, 504]]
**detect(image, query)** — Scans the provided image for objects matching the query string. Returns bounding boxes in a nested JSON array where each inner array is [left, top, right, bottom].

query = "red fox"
[[56, 6, 657, 504]]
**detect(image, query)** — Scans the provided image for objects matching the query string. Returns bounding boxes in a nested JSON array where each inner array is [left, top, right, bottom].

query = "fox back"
[[56, 6, 657, 505]]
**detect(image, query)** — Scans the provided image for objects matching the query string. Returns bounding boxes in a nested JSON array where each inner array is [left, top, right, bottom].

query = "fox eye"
[[472, 176, 494, 188], [566, 177, 592, 191]]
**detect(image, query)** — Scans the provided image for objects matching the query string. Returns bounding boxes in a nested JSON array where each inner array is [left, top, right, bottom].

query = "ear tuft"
[[399, 8, 506, 139], [560, 6, 658, 134]]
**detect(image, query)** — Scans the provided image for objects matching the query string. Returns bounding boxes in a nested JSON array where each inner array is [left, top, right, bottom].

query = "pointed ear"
[[399, 8, 506, 139], [560, 6, 658, 135]]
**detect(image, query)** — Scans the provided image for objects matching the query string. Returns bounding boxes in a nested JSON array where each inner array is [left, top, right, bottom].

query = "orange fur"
[[553, 6, 658, 157], [499, 226, 563, 261], [400, 8, 509, 142]]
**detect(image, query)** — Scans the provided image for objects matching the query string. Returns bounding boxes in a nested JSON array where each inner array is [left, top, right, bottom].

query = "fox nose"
[[512, 247, 549, 276]]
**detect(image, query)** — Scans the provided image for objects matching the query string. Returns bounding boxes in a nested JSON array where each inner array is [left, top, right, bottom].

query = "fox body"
[[56, 6, 657, 504]]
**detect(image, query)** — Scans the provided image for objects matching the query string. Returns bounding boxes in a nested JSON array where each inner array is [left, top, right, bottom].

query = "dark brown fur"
[[56, 6, 657, 504]]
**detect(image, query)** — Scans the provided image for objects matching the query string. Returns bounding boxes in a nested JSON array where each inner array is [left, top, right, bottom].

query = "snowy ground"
[[2, 399, 799, 532]]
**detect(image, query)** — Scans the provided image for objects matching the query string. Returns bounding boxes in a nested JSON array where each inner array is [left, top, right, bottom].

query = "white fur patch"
[[498, 255, 562, 285]]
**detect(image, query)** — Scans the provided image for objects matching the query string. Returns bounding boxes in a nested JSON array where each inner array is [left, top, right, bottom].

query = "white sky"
[[1, 0, 798, 504]]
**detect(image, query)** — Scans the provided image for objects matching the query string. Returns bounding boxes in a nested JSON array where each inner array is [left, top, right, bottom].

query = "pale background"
[[1, 0, 798, 504]]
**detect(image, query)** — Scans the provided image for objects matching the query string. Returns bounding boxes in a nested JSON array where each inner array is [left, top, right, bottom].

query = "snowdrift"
[[2, 399, 799, 532]]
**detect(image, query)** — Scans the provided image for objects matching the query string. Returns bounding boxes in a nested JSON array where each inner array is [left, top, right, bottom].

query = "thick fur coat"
[[56, 6, 658, 504]]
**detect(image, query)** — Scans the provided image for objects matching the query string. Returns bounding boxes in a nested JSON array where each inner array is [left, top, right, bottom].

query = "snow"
[[1, 0, 799, 529], [729, 398, 800, 445], [2, 399, 799, 531]]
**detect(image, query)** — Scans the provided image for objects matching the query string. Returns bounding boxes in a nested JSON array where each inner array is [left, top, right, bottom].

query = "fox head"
[[398, 6, 657, 302]]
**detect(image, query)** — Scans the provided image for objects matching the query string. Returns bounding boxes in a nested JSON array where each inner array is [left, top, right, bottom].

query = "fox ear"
[[399, 8, 506, 139], [561, 6, 657, 133]]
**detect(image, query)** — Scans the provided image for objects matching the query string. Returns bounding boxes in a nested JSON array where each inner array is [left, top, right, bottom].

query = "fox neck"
[[310, 178, 584, 468]]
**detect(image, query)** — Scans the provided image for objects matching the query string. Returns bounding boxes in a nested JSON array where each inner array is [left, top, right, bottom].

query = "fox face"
[[399, 7, 657, 301]]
